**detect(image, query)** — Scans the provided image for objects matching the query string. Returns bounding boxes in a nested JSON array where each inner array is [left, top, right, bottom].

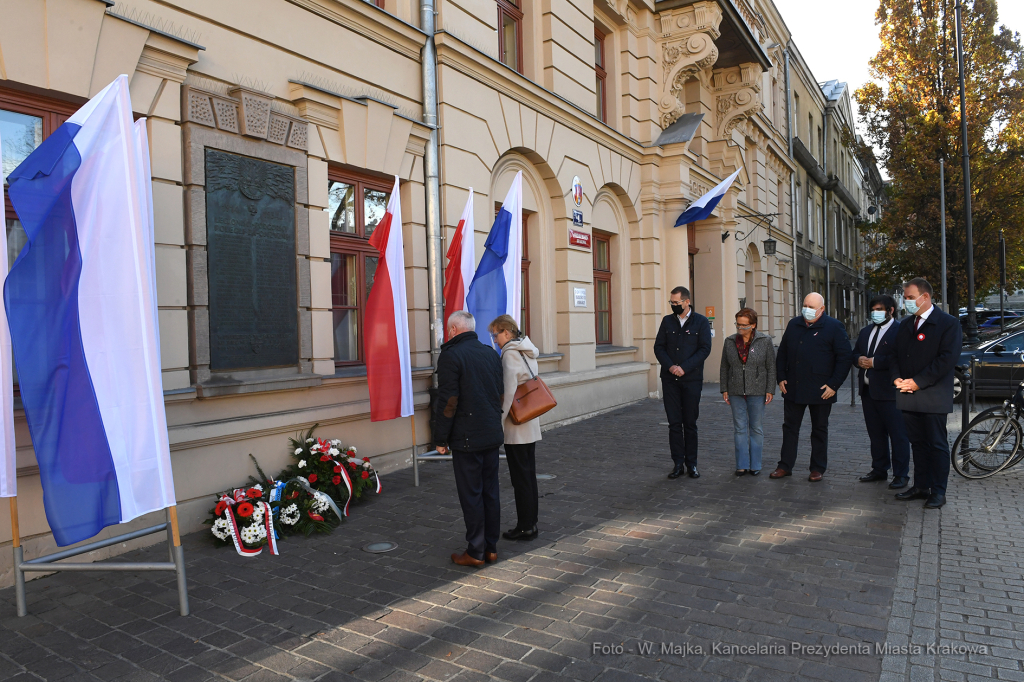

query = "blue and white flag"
[[5, 75, 176, 546], [466, 171, 522, 348], [674, 169, 741, 227]]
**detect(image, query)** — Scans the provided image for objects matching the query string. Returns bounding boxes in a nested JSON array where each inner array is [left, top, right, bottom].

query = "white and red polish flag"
[[364, 177, 413, 422], [443, 189, 476, 341]]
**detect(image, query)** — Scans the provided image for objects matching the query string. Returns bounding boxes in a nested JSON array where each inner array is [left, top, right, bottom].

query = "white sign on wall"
[[573, 287, 587, 308]]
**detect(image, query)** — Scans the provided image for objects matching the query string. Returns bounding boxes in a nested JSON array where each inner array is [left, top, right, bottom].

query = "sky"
[[773, 0, 1024, 109]]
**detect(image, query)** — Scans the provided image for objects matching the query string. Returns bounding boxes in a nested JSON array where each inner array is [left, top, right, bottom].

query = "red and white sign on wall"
[[568, 228, 591, 249]]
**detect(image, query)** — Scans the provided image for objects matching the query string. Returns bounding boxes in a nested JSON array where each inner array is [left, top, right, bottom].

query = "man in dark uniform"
[[888, 278, 961, 509], [434, 311, 505, 567], [852, 294, 911, 488], [771, 292, 853, 482], [654, 286, 712, 479]]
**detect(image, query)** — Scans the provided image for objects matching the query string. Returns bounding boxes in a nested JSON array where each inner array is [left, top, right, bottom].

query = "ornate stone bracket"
[[712, 63, 762, 139], [657, 1, 723, 130]]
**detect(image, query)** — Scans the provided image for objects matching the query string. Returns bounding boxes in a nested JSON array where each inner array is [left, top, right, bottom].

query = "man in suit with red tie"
[[888, 278, 962, 509], [852, 294, 910, 489]]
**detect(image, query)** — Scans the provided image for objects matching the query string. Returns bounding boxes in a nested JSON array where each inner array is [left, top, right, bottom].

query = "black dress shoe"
[[889, 476, 909, 490], [503, 526, 538, 541], [668, 465, 685, 479], [895, 487, 930, 501], [749, 470, 761, 476], [924, 493, 946, 509], [735, 469, 747, 476], [687, 466, 700, 479], [859, 471, 888, 482]]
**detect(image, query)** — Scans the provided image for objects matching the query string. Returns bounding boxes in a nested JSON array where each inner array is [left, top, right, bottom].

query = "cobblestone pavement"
[[0, 387, 1018, 682]]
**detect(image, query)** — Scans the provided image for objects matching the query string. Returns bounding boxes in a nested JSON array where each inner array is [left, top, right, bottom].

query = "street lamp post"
[[940, 159, 947, 311], [954, 0, 979, 344]]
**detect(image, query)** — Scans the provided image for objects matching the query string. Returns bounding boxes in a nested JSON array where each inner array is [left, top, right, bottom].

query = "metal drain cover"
[[362, 541, 398, 553], [536, 474, 556, 480]]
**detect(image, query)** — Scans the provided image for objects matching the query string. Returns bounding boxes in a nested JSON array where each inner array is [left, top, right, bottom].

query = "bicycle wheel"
[[952, 408, 1023, 479]]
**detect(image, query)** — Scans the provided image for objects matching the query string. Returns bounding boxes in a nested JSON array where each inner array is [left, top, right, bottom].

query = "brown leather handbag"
[[509, 351, 557, 425]]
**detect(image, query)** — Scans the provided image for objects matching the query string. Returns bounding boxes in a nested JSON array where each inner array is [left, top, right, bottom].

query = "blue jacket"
[[851, 320, 900, 401], [776, 314, 853, 404], [654, 311, 713, 383], [886, 307, 962, 414]]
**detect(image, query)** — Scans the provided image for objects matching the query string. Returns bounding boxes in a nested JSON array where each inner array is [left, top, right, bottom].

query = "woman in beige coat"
[[488, 315, 540, 541]]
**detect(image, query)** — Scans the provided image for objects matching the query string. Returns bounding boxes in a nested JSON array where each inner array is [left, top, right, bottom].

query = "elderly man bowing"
[[771, 293, 853, 482]]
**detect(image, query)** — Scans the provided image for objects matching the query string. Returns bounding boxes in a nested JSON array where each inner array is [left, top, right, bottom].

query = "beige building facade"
[[0, 0, 828, 579]]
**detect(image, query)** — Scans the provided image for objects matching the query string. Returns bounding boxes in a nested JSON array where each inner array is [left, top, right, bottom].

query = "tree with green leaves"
[[855, 0, 1024, 313]]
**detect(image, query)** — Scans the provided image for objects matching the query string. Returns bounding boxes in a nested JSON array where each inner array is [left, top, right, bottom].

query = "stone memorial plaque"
[[205, 149, 297, 370]]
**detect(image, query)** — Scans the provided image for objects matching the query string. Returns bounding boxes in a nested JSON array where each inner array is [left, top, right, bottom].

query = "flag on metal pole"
[[443, 189, 476, 341], [466, 171, 522, 348], [0, 129, 16, 499], [4, 75, 176, 546], [364, 176, 414, 421], [674, 169, 741, 226]]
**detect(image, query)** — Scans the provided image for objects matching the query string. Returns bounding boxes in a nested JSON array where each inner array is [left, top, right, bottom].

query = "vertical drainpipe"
[[822, 105, 831, 314], [421, 0, 444, 381], [784, 44, 796, 320]]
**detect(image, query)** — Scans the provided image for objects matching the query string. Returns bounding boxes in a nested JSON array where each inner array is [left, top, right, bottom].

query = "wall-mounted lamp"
[[762, 237, 777, 255]]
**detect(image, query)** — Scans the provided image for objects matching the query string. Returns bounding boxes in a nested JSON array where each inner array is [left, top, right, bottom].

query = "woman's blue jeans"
[[731, 395, 766, 471]]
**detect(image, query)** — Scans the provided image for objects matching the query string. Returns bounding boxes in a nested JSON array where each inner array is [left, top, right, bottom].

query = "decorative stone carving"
[[267, 113, 291, 145], [657, 2, 723, 129], [211, 96, 239, 134], [712, 63, 762, 138], [186, 89, 215, 127], [286, 121, 308, 151], [229, 86, 273, 139]]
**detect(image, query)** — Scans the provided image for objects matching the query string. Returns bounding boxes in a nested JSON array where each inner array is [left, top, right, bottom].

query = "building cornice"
[[285, 0, 428, 59]]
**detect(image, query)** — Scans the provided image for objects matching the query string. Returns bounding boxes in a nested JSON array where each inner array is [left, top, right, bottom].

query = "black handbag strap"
[[517, 350, 538, 380]]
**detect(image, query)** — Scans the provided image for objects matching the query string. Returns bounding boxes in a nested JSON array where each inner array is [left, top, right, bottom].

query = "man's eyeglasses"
[[735, 324, 754, 330]]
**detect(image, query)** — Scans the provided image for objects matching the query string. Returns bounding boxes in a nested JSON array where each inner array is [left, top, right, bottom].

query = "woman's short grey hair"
[[448, 310, 476, 332]]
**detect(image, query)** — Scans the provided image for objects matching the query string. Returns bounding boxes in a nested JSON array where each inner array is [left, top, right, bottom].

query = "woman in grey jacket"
[[720, 308, 776, 475], [488, 315, 541, 541]]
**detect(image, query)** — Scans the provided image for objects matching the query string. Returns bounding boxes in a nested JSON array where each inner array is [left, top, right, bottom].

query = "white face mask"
[[802, 307, 819, 321]]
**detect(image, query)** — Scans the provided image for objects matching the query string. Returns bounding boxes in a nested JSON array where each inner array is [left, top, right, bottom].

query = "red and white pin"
[[917, 333, 925, 341]]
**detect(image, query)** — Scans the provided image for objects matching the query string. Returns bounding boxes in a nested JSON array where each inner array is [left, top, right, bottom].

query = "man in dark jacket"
[[433, 311, 505, 567], [654, 286, 712, 479], [852, 294, 910, 488], [888, 278, 961, 509], [771, 292, 853, 482]]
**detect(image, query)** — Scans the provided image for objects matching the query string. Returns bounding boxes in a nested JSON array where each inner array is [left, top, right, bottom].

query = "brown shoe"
[[484, 552, 498, 564], [451, 552, 485, 567], [808, 471, 823, 482], [769, 468, 791, 479]]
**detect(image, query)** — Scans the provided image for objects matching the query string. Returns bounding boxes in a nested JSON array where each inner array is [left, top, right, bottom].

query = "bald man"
[[771, 293, 853, 482]]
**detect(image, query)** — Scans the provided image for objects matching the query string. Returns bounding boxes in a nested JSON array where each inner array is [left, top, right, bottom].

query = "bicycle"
[[951, 366, 1024, 480]]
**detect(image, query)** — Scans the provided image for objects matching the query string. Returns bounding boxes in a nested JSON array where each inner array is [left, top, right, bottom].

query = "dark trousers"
[[861, 392, 911, 477], [901, 411, 951, 496], [451, 447, 501, 560], [662, 379, 701, 467], [504, 442, 538, 529], [778, 400, 832, 473]]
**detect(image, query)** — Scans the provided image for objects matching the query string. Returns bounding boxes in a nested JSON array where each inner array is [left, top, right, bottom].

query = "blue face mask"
[[802, 307, 818, 321], [871, 310, 888, 325], [904, 298, 919, 315]]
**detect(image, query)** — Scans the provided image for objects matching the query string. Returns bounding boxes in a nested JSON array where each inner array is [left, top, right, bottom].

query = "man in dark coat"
[[771, 292, 853, 482], [654, 286, 713, 479], [852, 294, 910, 488], [433, 311, 505, 567], [888, 277, 961, 509]]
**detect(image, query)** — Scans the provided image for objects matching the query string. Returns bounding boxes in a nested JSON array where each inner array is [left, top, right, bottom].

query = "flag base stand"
[[10, 500, 189, 617]]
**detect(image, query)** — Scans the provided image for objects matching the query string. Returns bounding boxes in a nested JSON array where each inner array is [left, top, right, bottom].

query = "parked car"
[[978, 312, 1022, 328], [957, 329, 1024, 401]]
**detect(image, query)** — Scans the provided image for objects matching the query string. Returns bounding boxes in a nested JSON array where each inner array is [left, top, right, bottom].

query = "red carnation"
[[362, 457, 370, 463], [361, 471, 370, 479], [348, 462, 357, 470], [246, 488, 262, 498], [333, 465, 341, 473], [320, 455, 331, 462], [308, 473, 318, 484], [236, 502, 254, 518], [332, 475, 341, 485], [214, 501, 228, 516]]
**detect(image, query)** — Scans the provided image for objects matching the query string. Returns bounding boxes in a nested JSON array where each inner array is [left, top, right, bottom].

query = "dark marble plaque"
[[205, 149, 297, 370]]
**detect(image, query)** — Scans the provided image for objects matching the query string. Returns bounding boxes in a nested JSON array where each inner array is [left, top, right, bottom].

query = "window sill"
[[196, 372, 322, 398]]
